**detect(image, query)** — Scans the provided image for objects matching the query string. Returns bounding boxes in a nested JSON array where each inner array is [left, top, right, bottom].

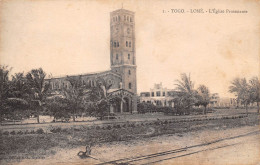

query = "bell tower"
[[110, 9, 137, 95]]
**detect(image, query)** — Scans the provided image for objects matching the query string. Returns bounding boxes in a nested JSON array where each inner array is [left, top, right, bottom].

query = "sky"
[[0, 0, 259, 97]]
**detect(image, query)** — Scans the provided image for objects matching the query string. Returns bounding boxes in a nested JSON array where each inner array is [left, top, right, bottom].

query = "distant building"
[[140, 85, 241, 109], [209, 93, 238, 108], [140, 83, 174, 107]]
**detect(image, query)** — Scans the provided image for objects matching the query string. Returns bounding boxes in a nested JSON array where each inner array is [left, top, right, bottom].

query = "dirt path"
[[6, 125, 259, 165]]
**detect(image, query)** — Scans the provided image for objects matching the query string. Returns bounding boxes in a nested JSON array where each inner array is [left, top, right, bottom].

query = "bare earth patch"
[[5, 125, 259, 165]]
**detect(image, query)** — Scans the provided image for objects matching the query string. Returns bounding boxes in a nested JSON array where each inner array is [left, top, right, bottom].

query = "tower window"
[[127, 16, 129, 21], [116, 54, 118, 60], [114, 42, 116, 47], [129, 83, 132, 89], [130, 17, 132, 22], [126, 41, 128, 47], [128, 70, 131, 75], [128, 54, 130, 59], [117, 42, 119, 47], [129, 42, 131, 47], [124, 15, 126, 21]]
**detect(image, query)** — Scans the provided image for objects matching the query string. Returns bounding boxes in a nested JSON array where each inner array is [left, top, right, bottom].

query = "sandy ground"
[[5, 125, 259, 165]]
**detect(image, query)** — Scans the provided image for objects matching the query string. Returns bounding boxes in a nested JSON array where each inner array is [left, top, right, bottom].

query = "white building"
[[140, 83, 174, 107]]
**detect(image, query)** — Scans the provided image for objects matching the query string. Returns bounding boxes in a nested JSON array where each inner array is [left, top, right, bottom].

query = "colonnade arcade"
[[109, 89, 134, 114]]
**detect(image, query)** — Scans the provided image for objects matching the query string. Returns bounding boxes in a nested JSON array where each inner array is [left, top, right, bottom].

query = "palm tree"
[[0, 65, 12, 122], [63, 75, 86, 122], [197, 85, 210, 114], [85, 77, 114, 119], [26, 68, 50, 123], [10, 72, 30, 99], [0, 65, 12, 102], [229, 78, 250, 115], [249, 77, 260, 113], [174, 73, 197, 112]]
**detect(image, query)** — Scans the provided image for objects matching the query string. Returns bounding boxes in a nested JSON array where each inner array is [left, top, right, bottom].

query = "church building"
[[46, 8, 137, 113]]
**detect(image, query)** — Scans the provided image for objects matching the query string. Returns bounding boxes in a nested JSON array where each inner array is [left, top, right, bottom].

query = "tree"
[[249, 77, 260, 113], [10, 72, 30, 99], [26, 68, 50, 123], [85, 77, 114, 119], [46, 97, 70, 121], [0, 65, 12, 121], [173, 73, 197, 112], [0, 65, 12, 102], [196, 85, 211, 114], [229, 78, 250, 115], [63, 76, 86, 122]]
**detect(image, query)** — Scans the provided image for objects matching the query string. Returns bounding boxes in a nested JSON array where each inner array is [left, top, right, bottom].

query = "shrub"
[[30, 130, 35, 134], [96, 126, 101, 130], [106, 125, 112, 130], [61, 128, 69, 133], [137, 102, 155, 113], [50, 127, 62, 133], [17, 130, 24, 135], [73, 128, 80, 132], [10, 131, 16, 135], [3, 131, 9, 135], [36, 128, 44, 134]]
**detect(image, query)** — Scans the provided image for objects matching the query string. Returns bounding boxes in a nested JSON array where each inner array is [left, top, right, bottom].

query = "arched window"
[[116, 54, 118, 60], [117, 42, 119, 47], [118, 16, 120, 21], [129, 83, 132, 89], [128, 70, 131, 75], [124, 15, 126, 21], [113, 17, 115, 22], [126, 41, 128, 47], [129, 42, 131, 47], [114, 42, 116, 47], [130, 17, 132, 22], [127, 16, 129, 21], [128, 54, 130, 59]]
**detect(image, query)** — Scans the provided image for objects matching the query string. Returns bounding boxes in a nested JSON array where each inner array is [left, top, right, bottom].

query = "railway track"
[[95, 130, 259, 165]]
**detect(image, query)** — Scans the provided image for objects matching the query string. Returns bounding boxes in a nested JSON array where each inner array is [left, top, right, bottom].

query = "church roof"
[[111, 8, 134, 14], [46, 69, 121, 80]]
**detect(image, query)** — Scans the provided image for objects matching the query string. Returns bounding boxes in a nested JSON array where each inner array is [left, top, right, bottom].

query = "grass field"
[[0, 109, 259, 163]]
